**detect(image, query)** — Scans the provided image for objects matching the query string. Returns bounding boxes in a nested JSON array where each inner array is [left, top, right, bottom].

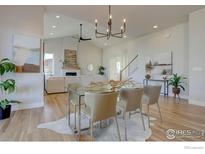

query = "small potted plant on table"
[[0, 58, 16, 120], [169, 73, 185, 99]]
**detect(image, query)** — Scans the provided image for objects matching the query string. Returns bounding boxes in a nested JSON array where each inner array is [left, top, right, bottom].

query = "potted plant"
[[169, 73, 185, 97], [0, 58, 16, 120], [98, 66, 105, 76]]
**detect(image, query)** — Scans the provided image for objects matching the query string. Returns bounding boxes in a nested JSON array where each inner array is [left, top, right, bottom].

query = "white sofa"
[[45, 77, 66, 94]]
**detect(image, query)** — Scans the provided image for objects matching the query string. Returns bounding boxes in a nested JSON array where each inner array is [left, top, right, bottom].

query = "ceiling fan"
[[72, 24, 92, 42]]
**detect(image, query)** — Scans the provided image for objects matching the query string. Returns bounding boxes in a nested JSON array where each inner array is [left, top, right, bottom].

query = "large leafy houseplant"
[[169, 73, 185, 97], [0, 58, 16, 119]]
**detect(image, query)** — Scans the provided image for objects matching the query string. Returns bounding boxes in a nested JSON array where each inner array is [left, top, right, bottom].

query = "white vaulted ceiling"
[[44, 5, 204, 48]]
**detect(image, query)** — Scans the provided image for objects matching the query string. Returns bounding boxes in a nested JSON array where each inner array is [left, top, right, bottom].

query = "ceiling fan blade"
[[76, 24, 92, 42]]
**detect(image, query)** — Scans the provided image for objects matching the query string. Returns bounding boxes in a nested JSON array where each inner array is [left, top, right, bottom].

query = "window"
[[44, 53, 54, 75]]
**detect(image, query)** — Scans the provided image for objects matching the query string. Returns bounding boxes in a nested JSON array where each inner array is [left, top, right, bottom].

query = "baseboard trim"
[[188, 99, 205, 107], [160, 94, 188, 100], [11, 102, 44, 111]]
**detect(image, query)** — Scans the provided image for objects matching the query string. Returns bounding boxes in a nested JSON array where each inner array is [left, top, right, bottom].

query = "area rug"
[[37, 113, 156, 141]]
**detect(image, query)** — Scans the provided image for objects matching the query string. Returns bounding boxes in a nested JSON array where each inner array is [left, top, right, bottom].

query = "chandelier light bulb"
[[123, 19, 126, 23], [56, 15, 60, 19], [109, 15, 112, 19], [121, 26, 123, 30], [95, 19, 98, 23], [153, 25, 158, 29]]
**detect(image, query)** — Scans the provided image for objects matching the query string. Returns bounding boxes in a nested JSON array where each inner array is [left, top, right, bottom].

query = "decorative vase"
[[172, 87, 180, 98], [172, 87, 180, 94], [162, 75, 167, 80], [145, 74, 151, 79]]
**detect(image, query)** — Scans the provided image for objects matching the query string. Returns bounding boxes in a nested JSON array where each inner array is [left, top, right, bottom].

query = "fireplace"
[[62, 69, 80, 77], [66, 72, 77, 76]]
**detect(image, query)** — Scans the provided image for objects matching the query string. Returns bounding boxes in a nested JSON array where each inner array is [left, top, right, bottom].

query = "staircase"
[[120, 54, 139, 81]]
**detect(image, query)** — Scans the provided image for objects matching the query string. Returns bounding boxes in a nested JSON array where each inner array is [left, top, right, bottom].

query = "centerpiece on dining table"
[[87, 78, 138, 92]]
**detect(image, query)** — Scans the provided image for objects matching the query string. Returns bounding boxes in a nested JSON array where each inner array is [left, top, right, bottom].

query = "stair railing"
[[119, 54, 139, 81]]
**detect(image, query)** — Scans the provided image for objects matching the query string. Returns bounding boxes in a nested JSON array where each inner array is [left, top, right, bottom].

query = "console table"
[[143, 79, 169, 96]]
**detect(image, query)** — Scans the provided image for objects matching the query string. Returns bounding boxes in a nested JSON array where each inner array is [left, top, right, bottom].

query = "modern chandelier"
[[94, 5, 126, 39]]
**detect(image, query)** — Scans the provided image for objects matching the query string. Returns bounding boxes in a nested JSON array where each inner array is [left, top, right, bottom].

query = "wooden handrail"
[[120, 54, 139, 81]]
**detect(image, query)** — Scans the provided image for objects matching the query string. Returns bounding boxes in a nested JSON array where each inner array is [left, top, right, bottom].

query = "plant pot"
[[145, 74, 151, 79], [172, 87, 180, 95], [0, 105, 11, 120]]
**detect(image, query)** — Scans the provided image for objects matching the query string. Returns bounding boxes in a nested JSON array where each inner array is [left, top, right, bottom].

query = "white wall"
[[103, 23, 189, 97], [0, 6, 44, 110], [44, 37, 103, 76], [189, 8, 205, 106], [78, 41, 103, 75]]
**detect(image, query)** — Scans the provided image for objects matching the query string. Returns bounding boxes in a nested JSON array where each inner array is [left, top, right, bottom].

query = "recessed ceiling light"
[[56, 15, 60, 19], [123, 35, 127, 38], [153, 25, 158, 29], [52, 25, 56, 29], [50, 33, 54, 36]]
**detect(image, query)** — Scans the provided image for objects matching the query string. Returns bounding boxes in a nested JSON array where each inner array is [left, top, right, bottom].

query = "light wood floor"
[[0, 93, 205, 141]]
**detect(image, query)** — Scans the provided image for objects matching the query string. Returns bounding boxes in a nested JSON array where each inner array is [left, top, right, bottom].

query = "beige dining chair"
[[83, 91, 121, 141], [68, 83, 85, 129], [118, 88, 145, 140], [143, 85, 162, 127]]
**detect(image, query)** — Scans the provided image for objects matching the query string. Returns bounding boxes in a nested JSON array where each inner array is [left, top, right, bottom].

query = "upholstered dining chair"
[[142, 85, 162, 127], [68, 83, 85, 129], [83, 91, 121, 141], [118, 88, 145, 140]]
